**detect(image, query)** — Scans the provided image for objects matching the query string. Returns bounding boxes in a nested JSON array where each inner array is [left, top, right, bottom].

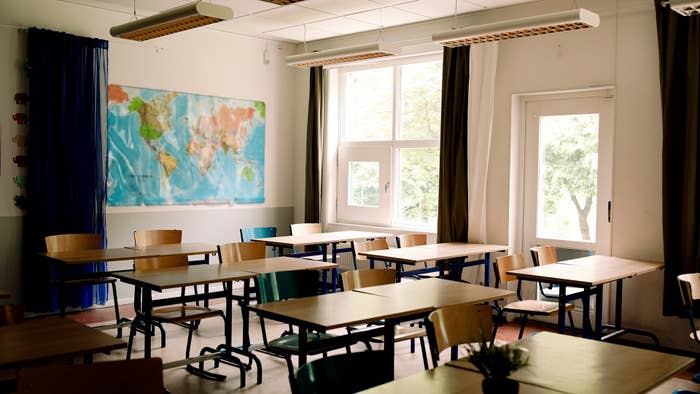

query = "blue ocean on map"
[[107, 85, 265, 206]]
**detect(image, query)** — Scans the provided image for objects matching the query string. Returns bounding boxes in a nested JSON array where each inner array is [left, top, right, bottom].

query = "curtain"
[[437, 46, 471, 244], [304, 66, 323, 224], [655, 2, 700, 316], [437, 46, 471, 279], [463, 43, 499, 284], [23, 28, 109, 313]]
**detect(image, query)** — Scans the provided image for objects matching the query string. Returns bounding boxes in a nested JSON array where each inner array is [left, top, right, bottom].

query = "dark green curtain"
[[655, 2, 700, 316], [304, 66, 323, 223], [437, 46, 470, 244], [23, 28, 109, 312]]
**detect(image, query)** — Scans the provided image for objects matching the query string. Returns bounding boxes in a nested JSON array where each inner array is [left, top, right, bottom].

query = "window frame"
[[336, 53, 442, 229]]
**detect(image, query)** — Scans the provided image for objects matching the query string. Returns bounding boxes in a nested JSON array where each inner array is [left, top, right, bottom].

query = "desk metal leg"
[[582, 289, 591, 339], [600, 280, 659, 345], [298, 328, 308, 367], [484, 253, 491, 287], [143, 290, 153, 359], [384, 321, 396, 378], [331, 243, 338, 293], [557, 285, 567, 334], [594, 285, 603, 340]]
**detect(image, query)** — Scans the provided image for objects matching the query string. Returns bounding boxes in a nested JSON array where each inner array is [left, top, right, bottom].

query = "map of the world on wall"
[[107, 85, 265, 206]]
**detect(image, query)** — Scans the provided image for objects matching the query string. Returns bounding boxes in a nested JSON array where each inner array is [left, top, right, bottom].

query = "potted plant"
[[466, 337, 529, 394]]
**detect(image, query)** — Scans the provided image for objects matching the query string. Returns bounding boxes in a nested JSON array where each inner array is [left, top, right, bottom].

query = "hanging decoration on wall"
[[107, 85, 265, 206]]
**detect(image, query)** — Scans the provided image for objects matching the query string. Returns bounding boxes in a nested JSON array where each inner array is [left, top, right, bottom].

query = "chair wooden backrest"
[[256, 270, 320, 303], [133, 229, 186, 271], [530, 246, 557, 266], [395, 233, 427, 248], [494, 254, 527, 286], [351, 239, 389, 263], [294, 351, 392, 394], [45, 233, 101, 252], [218, 242, 266, 265], [0, 304, 23, 326], [424, 303, 493, 367], [341, 269, 397, 291], [240, 226, 277, 242], [290, 223, 322, 236], [18, 358, 163, 394], [678, 274, 700, 309]]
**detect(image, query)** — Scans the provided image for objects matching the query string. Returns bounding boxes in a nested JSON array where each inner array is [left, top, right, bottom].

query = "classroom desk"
[[112, 264, 259, 388], [507, 255, 663, 341], [39, 243, 218, 318], [360, 364, 559, 394], [447, 332, 693, 394], [358, 243, 508, 285], [247, 279, 513, 376], [0, 318, 126, 369], [252, 231, 393, 291]]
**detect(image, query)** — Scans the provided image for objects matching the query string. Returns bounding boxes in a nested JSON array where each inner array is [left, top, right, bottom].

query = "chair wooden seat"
[[502, 299, 574, 316], [151, 305, 223, 324]]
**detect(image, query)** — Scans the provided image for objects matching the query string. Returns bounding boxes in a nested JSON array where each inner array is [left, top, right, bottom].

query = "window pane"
[[537, 114, 599, 242], [398, 148, 439, 225], [344, 68, 393, 141], [348, 161, 379, 207], [400, 61, 442, 140]]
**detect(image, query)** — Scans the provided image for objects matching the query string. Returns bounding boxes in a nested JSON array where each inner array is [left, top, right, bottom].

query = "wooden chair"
[[127, 230, 225, 364], [340, 269, 429, 370], [396, 233, 439, 278], [219, 241, 267, 264], [240, 226, 277, 242], [293, 351, 392, 394], [0, 304, 23, 326], [530, 246, 581, 333], [424, 303, 493, 368], [290, 223, 325, 258], [678, 273, 700, 383], [45, 233, 125, 337], [350, 239, 390, 270], [493, 254, 575, 339], [17, 358, 164, 394], [256, 270, 353, 378]]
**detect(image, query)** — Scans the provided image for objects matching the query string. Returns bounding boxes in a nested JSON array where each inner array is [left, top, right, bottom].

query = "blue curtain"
[[23, 28, 108, 313]]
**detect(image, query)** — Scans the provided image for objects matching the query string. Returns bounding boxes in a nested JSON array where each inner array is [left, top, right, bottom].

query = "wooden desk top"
[[448, 332, 693, 394], [234, 256, 336, 274], [353, 278, 513, 309], [40, 242, 218, 265], [360, 364, 559, 394], [0, 318, 126, 368], [251, 230, 394, 247], [0, 290, 10, 299], [358, 243, 507, 264], [507, 255, 664, 287], [248, 291, 432, 331], [112, 264, 255, 291]]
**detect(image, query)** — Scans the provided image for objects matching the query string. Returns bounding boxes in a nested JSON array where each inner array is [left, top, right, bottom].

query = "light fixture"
[[432, 8, 600, 47], [663, 0, 700, 16], [286, 43, 401, 68], [110, 1, 233, 41], [259, 0, 306, 4]]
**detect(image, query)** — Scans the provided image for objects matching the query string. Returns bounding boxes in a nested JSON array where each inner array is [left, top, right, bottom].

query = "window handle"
[[385, 181, 390, 192]]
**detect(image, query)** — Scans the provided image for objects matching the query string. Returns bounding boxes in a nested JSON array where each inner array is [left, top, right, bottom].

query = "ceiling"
[[67, 0, 540, 43]]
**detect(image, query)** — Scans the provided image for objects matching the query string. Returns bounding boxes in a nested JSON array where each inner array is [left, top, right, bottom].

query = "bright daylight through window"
[[338, 55, 442, 228]]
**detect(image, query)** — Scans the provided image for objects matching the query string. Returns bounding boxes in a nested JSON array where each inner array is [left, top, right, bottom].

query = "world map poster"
[[107, 85, 265, 206]]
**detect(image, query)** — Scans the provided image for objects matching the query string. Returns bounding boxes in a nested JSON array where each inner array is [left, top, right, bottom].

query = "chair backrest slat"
[[240, 226, 277, 242], [256, 270, 320, 303], [395, 233, 427, 248], [45, 233, 101, 252], [494, 254, 527, 286], [294, 351, 392, 394], [290, 223, 322, 236], [219, 242, 266, 264], [351, 239, 389, 262], [341, 269, 396, 291], [678, 273, 700, 307], [530, 246, 557, 266], [425, 303, 493, 361], [133, 229, 186, 271]]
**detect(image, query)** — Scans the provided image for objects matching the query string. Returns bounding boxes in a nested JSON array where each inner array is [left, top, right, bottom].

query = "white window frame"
[[336, 53, 442, 229]]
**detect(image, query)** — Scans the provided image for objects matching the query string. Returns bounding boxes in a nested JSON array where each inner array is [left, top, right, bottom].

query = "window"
[[337, 55, 442, 228]]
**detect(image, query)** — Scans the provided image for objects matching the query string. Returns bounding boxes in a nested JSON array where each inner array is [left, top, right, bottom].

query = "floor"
[[56, 301, 700, 394]]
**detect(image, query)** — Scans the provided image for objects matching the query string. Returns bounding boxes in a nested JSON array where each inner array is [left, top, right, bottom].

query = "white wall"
[[298, 0, 695, 351], [0, 0, 306, 305]]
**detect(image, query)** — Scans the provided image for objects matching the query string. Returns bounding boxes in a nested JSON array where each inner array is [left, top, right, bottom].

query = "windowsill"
[[327, 222, 437, 239]]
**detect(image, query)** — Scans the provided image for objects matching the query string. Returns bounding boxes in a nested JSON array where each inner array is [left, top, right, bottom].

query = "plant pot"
[[482, 377, 519, 394]]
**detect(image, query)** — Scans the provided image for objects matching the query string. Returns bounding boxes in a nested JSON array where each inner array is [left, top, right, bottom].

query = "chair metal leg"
[[419, 337, 429, 371], [109, 282, 124, 338], [126, 321, 137, 360], [518, 315, 529, 339], [567, 310, 577, 336]]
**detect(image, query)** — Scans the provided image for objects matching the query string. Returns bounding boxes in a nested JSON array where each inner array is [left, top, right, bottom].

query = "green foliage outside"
[[400, 61, 442, 140], [399, 148, 438, 225], [541, 114, 599, 241], [349, 161, 379, 206]]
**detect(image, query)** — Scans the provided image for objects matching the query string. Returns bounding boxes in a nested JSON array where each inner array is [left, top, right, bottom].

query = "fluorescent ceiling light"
[[665, 0, 700, 16], [110, 1, 233, 41], [286, 43, 401, 68], [432, 8, 600, 47], [259, 0, 306, 4]]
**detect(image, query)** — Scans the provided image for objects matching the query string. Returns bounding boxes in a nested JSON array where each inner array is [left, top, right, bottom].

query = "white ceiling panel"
[[255, 3, 333, 24], [306, 17, 377, 35], [266, 24, 337, 41], [394, 0, 484, 19], [295, 0, 383, 15], [347, 6, 428, 27]]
